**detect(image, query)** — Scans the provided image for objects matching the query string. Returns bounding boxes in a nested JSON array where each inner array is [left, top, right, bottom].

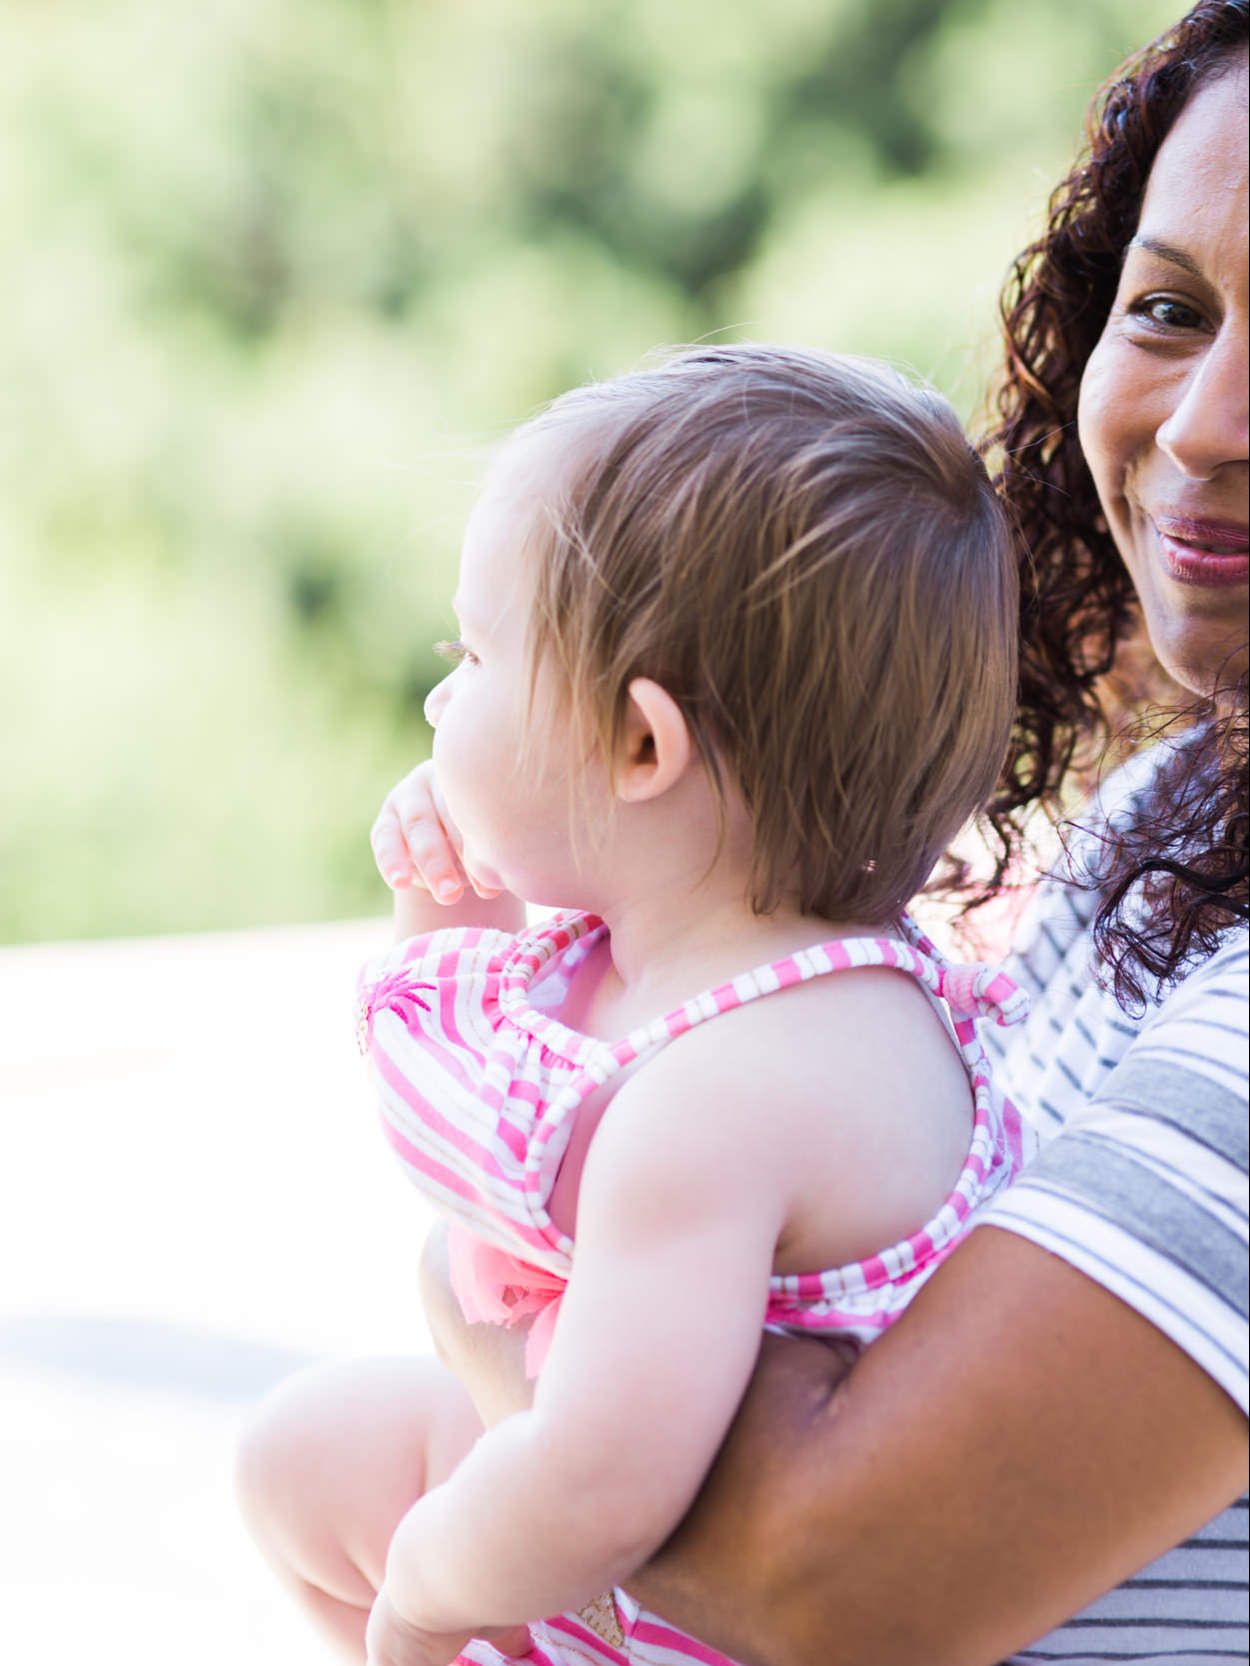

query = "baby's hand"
[[370, 761, 501, 904]]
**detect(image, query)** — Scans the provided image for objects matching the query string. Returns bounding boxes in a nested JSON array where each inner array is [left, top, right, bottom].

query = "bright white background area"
[[0, 919, 444, 1664]]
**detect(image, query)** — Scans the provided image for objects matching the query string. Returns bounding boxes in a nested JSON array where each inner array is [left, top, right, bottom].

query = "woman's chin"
[[1150, 629, 1248, 703]]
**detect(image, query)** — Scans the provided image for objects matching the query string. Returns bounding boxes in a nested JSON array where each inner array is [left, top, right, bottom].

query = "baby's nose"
[[424, 676, 451, 728]]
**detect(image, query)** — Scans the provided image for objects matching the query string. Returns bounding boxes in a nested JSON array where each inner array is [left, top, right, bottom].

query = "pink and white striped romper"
[[357, 908, 1030, 1666]]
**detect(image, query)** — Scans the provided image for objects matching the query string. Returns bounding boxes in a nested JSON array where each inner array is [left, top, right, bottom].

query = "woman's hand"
[[365, 1586, 533, 1666]]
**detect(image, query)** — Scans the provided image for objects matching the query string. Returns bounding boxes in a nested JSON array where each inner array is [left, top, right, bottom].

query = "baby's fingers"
[[399, 804, 467, 902], [425, 773, 502, 902], [371, 800, 419, 890], [392, 766, 470, 901]]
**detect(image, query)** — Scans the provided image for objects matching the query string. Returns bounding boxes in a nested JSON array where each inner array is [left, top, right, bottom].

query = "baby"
[[242, 344, 1030, 1666]]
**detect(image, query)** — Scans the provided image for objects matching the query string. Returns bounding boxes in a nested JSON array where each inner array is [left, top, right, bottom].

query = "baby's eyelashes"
[[434, 639, 479, 667]]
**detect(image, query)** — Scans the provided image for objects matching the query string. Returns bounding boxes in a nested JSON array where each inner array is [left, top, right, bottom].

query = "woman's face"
[[1078, 61, 1248, 697]]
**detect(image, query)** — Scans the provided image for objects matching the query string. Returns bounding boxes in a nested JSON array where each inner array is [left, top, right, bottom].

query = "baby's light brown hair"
[[520, 343, 1018, 924]]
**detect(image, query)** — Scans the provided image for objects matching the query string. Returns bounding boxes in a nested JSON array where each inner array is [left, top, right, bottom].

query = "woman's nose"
[[424, 674, 452, 728], [1157, 321, 1250, 480]]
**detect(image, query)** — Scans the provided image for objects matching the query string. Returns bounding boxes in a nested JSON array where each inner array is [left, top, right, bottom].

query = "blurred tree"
[[0, 0, 1181, 941]]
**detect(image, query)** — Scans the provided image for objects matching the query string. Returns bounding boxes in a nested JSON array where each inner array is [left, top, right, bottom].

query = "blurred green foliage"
[[2, 0, 1180, 942]]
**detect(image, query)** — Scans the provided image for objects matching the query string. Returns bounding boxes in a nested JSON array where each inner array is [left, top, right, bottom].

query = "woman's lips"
[[1151, 515, 1250, 588]]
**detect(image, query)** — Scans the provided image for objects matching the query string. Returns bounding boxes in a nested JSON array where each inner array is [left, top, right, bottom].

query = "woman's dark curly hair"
[[976, 0, 1249, 1011]]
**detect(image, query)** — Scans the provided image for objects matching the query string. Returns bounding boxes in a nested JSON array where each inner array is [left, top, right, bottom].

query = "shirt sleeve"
[[978, 932, 1250, 1413]]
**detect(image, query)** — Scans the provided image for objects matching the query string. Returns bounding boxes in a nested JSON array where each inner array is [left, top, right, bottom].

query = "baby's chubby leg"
[[235, 1355, 483, 1659]]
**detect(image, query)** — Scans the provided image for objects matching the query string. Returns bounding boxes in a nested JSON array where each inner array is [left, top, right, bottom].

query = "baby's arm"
[[375, 1031, 788, 1633], [370, 760, 525, 940]]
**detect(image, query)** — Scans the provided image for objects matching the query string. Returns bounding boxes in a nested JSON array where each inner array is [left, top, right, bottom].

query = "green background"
[[2, 0, 1180, 943]]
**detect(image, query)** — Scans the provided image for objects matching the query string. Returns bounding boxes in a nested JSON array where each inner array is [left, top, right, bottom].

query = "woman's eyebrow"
[[1126, 235, 1205, 281]]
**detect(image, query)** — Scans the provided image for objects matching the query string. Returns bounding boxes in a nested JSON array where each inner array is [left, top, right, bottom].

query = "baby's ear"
[[615, 677, 692, 803]]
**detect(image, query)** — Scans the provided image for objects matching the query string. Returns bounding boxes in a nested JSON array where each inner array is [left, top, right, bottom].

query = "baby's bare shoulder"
[[606, 964, 976, 1264], [619, 963, 967, 1142]]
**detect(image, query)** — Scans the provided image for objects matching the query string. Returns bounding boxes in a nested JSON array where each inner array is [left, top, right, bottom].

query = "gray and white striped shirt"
[[979, 744, 1248, 1663]]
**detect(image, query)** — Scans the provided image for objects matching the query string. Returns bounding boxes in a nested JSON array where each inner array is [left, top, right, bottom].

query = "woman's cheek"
[[1077, 338, 1121, 492]]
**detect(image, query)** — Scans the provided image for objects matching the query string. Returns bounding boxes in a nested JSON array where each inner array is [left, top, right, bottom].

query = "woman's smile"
[[1149, 511, 1250, 588], [1078, 59, 1249, 693]]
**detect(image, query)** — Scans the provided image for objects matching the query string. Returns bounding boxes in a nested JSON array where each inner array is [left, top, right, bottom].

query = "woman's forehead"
[[1138, 62, 1249, 269]]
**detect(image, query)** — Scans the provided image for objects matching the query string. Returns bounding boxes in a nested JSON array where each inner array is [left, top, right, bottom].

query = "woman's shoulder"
[[994, 911, 1246, 1145], [1123, 926, 1249, 1106], [990, 732, 1244, 1127], [1058, 925, 1248, 1140], [997, 744, 1165, 991], [982, 916, 1248, 1413]]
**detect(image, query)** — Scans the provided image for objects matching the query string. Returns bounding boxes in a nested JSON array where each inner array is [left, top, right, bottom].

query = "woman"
[[629, 6, 1249, 1659], [238, 5, 1247, 1661]]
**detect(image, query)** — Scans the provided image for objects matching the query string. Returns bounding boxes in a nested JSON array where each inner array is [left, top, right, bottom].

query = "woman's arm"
[[637, 1224, 1247, 1666], [426, 1223, 1246, 1666]]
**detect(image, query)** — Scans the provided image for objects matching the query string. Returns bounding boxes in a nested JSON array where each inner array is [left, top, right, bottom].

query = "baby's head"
[[441, 344, 1018, 922]]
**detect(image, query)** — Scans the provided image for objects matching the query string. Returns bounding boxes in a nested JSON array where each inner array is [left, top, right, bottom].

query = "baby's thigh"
[[236, 1355, 482, 1595]]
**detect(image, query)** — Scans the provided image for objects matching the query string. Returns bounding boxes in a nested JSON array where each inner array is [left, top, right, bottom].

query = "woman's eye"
[[1128, 295, 1207, 331], [434, 638, 479, 667]]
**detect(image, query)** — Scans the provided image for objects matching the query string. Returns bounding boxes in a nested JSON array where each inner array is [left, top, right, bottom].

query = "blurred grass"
[[1, 0, 1180, 941]]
